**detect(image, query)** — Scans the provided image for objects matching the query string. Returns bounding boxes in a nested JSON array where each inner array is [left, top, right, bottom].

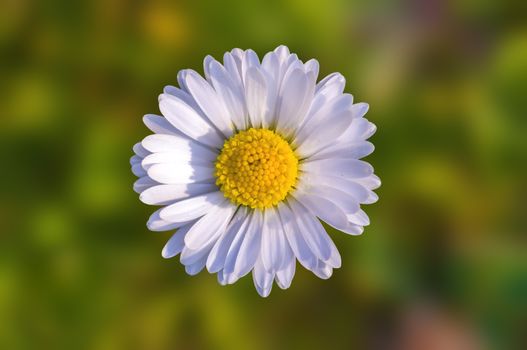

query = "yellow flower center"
[[215, 128, 299, 209]]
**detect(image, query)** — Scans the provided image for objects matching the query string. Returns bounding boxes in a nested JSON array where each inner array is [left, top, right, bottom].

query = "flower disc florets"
[[215, 128, 298, 209]]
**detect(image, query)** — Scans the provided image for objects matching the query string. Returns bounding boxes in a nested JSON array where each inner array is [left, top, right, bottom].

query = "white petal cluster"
[[131, 46, 380, 297]]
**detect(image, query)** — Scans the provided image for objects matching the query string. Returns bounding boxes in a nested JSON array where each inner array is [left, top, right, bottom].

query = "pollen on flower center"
[[215, 128, 299, 209]]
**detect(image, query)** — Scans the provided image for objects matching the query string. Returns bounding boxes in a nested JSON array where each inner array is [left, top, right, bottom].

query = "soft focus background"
[[1, 0, 526, 349]]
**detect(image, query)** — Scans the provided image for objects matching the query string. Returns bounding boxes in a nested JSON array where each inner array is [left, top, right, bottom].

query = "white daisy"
[[131, 45, 380, 297]]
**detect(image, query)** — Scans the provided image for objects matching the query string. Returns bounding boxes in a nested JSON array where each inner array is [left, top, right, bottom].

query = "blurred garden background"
[[1, 0, 526, 349]]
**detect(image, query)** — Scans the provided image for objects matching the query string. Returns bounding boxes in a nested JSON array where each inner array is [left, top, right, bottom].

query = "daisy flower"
[[131, 45, 380, 297]]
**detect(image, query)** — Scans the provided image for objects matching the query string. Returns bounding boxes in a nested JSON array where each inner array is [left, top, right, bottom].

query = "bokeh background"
[[1, 0, 526, 349]]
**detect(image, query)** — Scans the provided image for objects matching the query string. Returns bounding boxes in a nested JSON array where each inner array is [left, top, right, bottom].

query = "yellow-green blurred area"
[[1, 0, 526, 349]]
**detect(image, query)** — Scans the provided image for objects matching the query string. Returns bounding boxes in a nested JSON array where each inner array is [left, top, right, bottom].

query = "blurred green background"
[[1, 0, 526, 349]]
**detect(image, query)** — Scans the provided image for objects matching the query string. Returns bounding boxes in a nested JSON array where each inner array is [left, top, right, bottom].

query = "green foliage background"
[[1, 0, 526, 349]]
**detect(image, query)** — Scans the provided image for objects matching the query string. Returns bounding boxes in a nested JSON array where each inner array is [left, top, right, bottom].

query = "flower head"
[[131, 45, 380, 297]]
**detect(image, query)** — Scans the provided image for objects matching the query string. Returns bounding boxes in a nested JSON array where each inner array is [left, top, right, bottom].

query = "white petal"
[[274, 45, 290, 63], [315, 72, 345, 95], [282, 54, 303, 79], [299, 172, 370, 203], [133, 142, 149, 158], [301, 158, 374, 179], [131, 163, 146, 177], [180, 243, 213, 266], [294, 190, 361, 235], [351, 103, 369, 122], [354, 174, 381, 190], [260, 52, 280, 127], [208, 60, 247, 130], [206, 207, 248, 273], [241, 49, 260, 83], [141, 151, 215, 170], [217, 269, 227, 286], [358, 173, 380, 186], [363, 191, 379, 204], [230, 48, 244, 62], [159, 94, 224, 148], [143, 114, 180, 135], [230, 210, 263, 280], [289, 199, 332, 261], [277, 202, 317, 270], [176, 69, 190, 92], [325, 236, 342, 268], [133, 176, 158, 193], [261, 208, 287, 273], [347, 209, 370, 226], [184, 70, 234, 137], [337, 222, 365, 235], [139, 183, 217, 205], [304, 59, 319, 79], [272, 50, 297, 89], [203, 55, 214, 82], [275, 69, 315, 138], [163, 84, 202, 113], [337, 116, 376, 142], [312, 260, 333, 279], [310, 141, 375, 161], [293, 191, 349, 232], [185, 255, 208, 276], [141, 134, 217, 158], [223, 52, 243, 87], [244, 67, 267, 127], [299, 74, 345, 131], [347, 225, 364, 235], [275, 244, 295, 289], [161, 224, 193, 258], [358, 177, 380, 204], [255, 282, 272, 298], [297, 92, 353, 137], [295, 94, 357, 157], [223, 52, 242, 81], [160, 191, 225, 223], [130, 155, 141, 166], [147, 162, 214, 184], [252, 255, 274, 297], [183, 201, 236, 250], [223, 211, 261, 284], [147, 208, 189, 232], [296, 182, 359, 215]]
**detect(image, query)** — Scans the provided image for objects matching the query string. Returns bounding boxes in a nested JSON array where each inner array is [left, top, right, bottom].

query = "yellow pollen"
[[215, 128, 299, 209]]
